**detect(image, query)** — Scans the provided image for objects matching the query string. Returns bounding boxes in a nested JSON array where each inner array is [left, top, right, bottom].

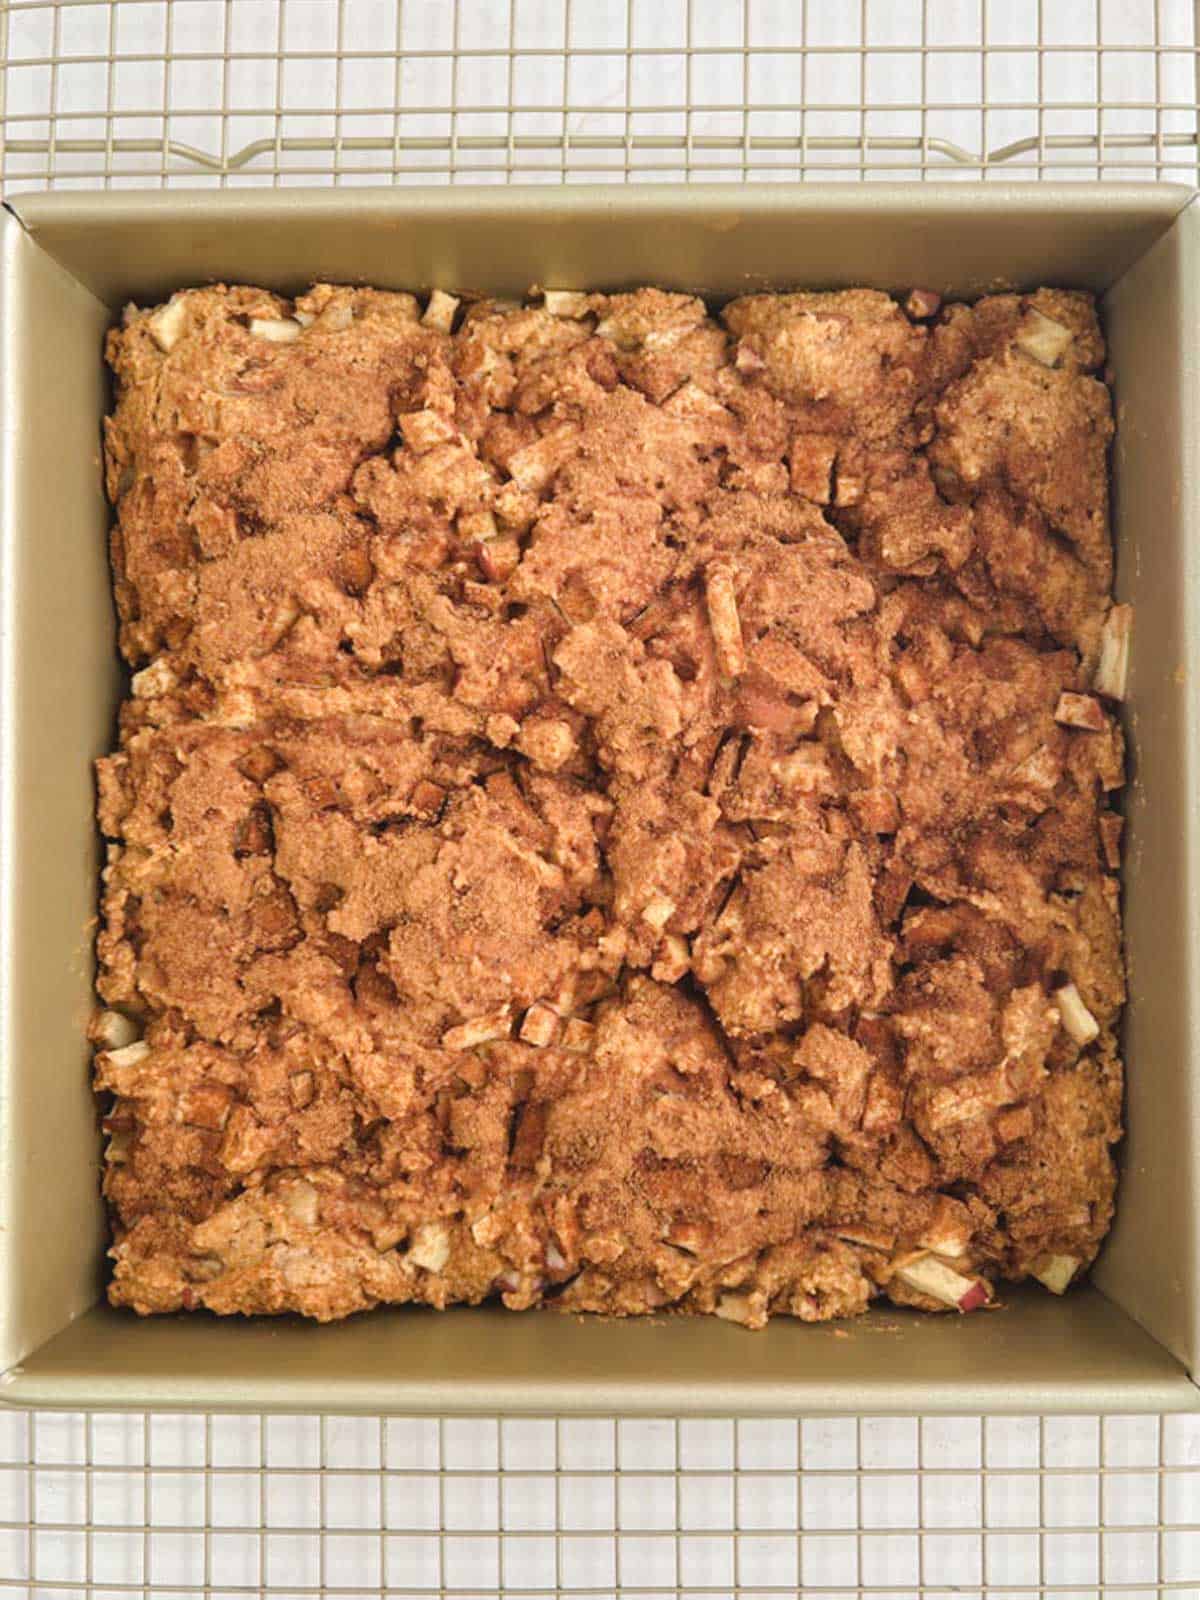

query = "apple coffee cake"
[[93, 281, 1128, 1325]]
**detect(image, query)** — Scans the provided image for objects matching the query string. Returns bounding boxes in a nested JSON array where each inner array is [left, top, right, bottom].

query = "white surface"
[[1, 1, 1199, 1594]]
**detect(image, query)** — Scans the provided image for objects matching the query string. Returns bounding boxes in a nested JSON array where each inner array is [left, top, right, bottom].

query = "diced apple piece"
[[834, 1224, 895, 1253], [662, 381, 728, 420], [574, 958, 609, 1001], [957, 1278, 991, 1312], [90, 1010, 140, 1051], [921, 1232, 968, 1259], [507, 425, 577, 493], [209, 688, 256, 730], [561, 1017, 596, 1053], [714, 1291, 765, 1328], [1010, 743, 1060, 793], [775, 745, 834, 795], [667, 1221, 710, 1254], [734, 341, 765, 374], [102, 1040, 150, 1070], [1032, 1253, 1079, 1295], [131, 659, 176, 700], [408, 1221, 451, 1273], [179, 1082, 233, 1132], [593, 315, 638, 350], [316, 299, 353, 331], [917, 1198, 973, 1259], [494, 481, 537, 533], [1054, 691, 1105, 732], [282, 1179, 319, 1228], [457, 508, 497, 542], [422, 289, 459, 332], [921, 1068, 1010, 1131], [894, 1253, 991, 1312], [1015, 308, 1073, 367], [475, 536, 521, 583], [148, 297, 188, 352], [904, 287, 942, 320], [519, 1000, 560, 1049], [1099, 811, 1123, 872], [1094, 604, 1132, 701], [643, 323, 690, 350], [834, 467, 863, 507], [399, 409, 458, 453], [705, 563, 746, 678], [861, 1072, 903, 1136], [217, 1104, 275, 1174], [249, 316, 302, 343], [265, 598, 300, 650], [470, 1212, 503, 1248], [641, 893, 676, 932], [542, 289, 590, 318], [1053, 982, 1100, 1047], [373, 1219, 407, 1253], [441, 1008, 513, 1051], [651, 933, 690, 984], [549, 973, 579, 1015], [596, 925, 628, 970]]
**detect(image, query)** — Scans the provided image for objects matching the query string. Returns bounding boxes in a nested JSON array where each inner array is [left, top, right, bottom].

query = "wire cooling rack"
[[2, 2, 1200, 1596], [0, 0, 1197, 188], [0, 1410, 1197, 1594]]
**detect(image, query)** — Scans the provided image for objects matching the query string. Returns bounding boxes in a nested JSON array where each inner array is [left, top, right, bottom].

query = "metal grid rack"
[[2, 1, 1200, 1595], [0, 0, 1197, 189], [0, 1410, 1198, 1594]]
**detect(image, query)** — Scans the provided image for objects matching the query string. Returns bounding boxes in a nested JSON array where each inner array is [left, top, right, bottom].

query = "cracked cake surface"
[[94, 279, 1126, 1325]]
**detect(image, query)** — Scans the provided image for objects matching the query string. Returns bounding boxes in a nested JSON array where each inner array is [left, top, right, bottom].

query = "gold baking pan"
[[0, 184, 1195, 1413]]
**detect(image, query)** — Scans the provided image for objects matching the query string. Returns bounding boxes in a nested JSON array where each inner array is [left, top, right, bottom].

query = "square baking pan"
[[0, 184, 1196, 1414]]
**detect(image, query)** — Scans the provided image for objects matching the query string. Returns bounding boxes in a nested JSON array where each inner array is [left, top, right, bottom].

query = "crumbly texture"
[[95, 281, 1125, 1325]]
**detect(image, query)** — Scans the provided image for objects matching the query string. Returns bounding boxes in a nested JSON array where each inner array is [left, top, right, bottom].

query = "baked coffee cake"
[[94, 280, 1128, 1325]]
